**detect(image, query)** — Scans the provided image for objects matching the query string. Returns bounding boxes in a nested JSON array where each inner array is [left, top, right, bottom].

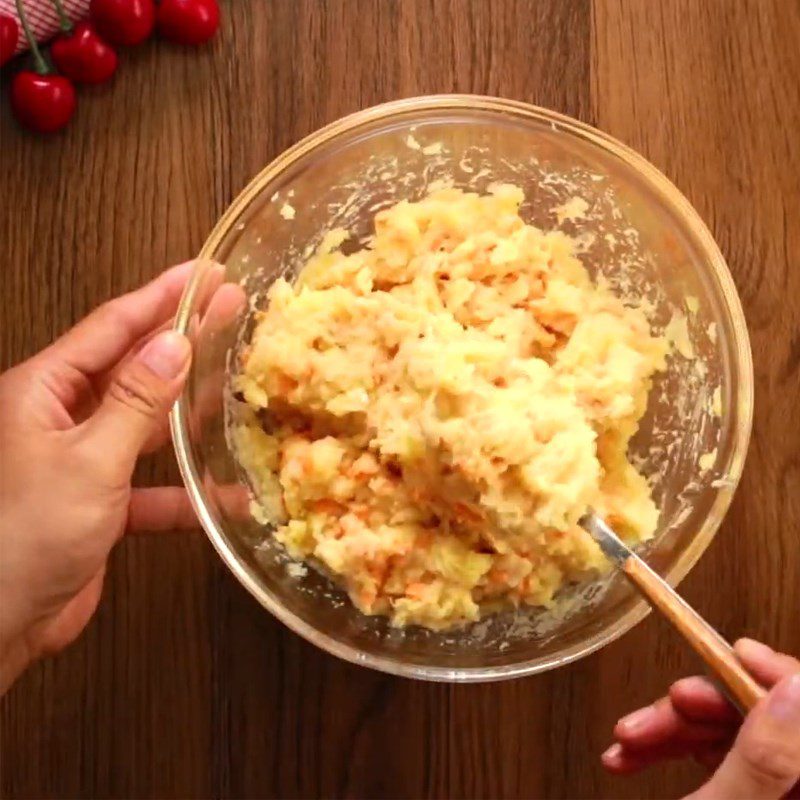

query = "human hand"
[[603, 639, 800, 799], [0, 263, 200, 694]]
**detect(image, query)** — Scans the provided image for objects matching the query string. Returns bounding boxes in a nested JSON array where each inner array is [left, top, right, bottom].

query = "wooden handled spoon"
[[580, 510, 766, 712]]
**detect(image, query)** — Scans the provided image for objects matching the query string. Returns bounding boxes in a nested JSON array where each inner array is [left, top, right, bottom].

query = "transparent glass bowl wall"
[[171, 96, 752, 681]]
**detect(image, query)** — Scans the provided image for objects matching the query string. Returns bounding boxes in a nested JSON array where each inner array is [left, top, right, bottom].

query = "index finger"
[[613, 696, 733, 752], [669, 676, 741, 724], [44, 262, 195, 374]]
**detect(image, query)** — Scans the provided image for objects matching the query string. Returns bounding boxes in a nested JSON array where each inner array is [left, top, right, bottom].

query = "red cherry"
[[156, 0, 219, 46], [51, 22, 118, 84], [0, 13, 19, 66], [51, 21, 118, 84], [89, 0, 155, 47], [11, 72, 76, 133]]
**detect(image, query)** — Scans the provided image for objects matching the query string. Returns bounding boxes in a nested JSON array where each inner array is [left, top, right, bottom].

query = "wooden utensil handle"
[[622, 557, 766, 711]]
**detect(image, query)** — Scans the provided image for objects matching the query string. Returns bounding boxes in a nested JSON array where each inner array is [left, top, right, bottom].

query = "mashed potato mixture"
[[233, 185, 668, 630]]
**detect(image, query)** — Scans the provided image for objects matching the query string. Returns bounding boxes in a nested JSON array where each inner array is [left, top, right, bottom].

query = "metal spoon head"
[[579, 510, 633, 566]]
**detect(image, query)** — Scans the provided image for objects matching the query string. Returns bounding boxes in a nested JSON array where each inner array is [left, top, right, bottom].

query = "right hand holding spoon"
[[603, 639, 800, 799]]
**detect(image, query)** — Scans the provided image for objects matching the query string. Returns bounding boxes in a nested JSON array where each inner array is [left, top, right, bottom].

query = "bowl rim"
[[170, 94, 754, 682]]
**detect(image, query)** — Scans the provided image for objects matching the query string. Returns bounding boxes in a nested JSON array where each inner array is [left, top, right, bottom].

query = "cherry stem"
[[49, 0, 73, 33], [14, 0, 48, 74]]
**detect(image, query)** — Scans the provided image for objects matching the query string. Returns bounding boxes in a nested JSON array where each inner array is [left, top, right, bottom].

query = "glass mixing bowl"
[[171, 95, 752, 681]]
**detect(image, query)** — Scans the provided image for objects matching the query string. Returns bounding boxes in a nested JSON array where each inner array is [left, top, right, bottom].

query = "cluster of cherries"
[[0, 0, 219, 133]]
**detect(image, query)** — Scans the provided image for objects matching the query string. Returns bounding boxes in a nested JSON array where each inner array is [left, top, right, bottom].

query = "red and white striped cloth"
[[0, 0, 90, 55]]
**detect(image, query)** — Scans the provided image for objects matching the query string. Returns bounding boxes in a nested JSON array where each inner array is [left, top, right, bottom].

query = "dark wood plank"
[[590, 0, 800, 797], [2, 0, 798, 798], [0, 25, 221, 800]]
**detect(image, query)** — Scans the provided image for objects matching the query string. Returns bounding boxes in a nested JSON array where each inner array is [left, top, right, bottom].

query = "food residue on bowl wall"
[[663, 311, 695, 359], [553, 196, 589, 225]]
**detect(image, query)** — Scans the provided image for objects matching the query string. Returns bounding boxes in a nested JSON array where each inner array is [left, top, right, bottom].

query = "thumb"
[[692, 674, 800, 800], [84, 330, 191, 476]]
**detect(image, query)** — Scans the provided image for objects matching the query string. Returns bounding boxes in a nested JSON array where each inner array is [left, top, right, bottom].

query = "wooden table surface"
[[2, 1, 799, 798]]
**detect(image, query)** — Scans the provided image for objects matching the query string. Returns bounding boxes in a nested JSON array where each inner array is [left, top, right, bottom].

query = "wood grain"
[[1, 0, 798, 798]]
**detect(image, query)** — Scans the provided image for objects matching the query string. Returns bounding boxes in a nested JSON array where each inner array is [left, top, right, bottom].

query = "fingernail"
[[137, 331, 190, 379], [734, 638, 775, 661], [765, 674, 800, 723], [602, 743, 623, 762], [618, 704, 657, 732]]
